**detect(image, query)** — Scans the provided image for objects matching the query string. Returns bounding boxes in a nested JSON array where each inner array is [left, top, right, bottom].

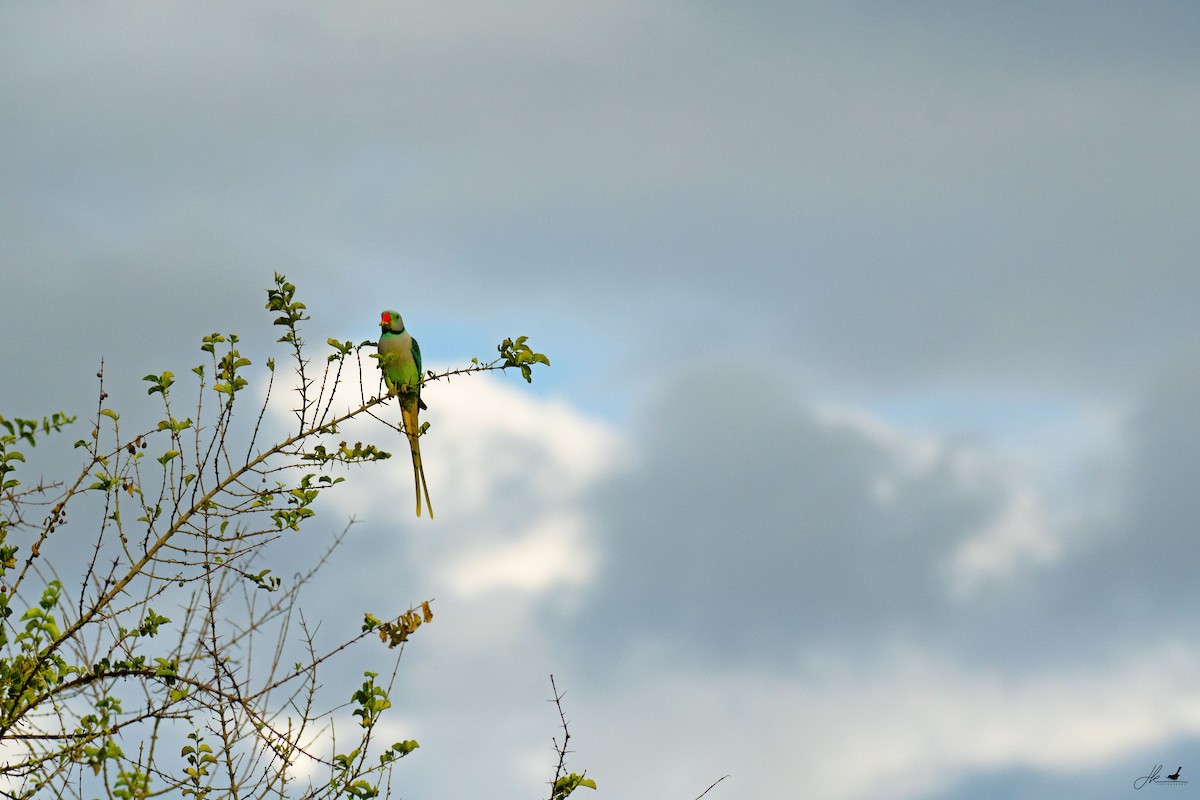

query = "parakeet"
[[378, 310, 433, 519]]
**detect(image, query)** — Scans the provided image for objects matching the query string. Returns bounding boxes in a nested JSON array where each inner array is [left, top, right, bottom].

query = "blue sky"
[[3, 3, 1200, 798]]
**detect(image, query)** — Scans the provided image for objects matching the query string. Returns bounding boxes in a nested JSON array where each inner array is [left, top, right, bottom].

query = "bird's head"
[[380, 310, 404, 333]]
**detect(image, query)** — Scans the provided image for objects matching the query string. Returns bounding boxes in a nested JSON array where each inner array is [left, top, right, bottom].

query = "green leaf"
[[143, 371, 175, 396], [392, 740, 419, 755], [552, 773, 598, 799]]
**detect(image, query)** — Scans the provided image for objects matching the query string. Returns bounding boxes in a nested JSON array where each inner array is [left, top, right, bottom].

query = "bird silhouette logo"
[[1135, 764, 1188, 789]]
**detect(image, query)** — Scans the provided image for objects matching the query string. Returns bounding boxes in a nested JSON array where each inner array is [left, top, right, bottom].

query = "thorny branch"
[[0, 274, 552, 799]]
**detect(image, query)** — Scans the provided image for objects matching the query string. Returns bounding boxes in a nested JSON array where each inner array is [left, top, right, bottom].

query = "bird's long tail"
[[402, 406, 434, 519]]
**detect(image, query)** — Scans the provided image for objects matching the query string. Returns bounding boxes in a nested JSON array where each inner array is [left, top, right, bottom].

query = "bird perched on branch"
[[378, 309, 433, 518]]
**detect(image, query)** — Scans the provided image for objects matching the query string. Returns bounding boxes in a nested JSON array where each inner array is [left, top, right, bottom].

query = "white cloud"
[[276, 365, 622, 604], [435, 513, 597, 598], [420, 370, 624, 516], [583, 642, 1200, 800]]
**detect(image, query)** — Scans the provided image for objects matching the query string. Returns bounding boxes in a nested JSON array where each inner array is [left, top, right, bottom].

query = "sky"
[[3, 2, 1200, 798]]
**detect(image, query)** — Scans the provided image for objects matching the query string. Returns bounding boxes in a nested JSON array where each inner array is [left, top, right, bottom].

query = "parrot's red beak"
[[381, 313, 390, 325]]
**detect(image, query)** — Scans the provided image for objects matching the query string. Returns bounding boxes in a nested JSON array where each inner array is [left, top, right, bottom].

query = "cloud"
[[580, 640, 1200, 800], [435, 514, 597, 598], [4, 1, 1198, 397], [578, 362, 1052, 664], [1043, 354, 1200, 629], [571, 354, 1200, 677], [945, 484, 1062, 597], [297, 366, 621, 604]]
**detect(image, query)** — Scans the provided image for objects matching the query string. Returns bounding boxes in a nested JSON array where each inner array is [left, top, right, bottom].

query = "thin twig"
[[549, 674, 571, 798], [694, 774, 730, 799]]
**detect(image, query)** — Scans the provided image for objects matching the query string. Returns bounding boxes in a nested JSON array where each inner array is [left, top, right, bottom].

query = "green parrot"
[[378, 310, 433, 519]]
